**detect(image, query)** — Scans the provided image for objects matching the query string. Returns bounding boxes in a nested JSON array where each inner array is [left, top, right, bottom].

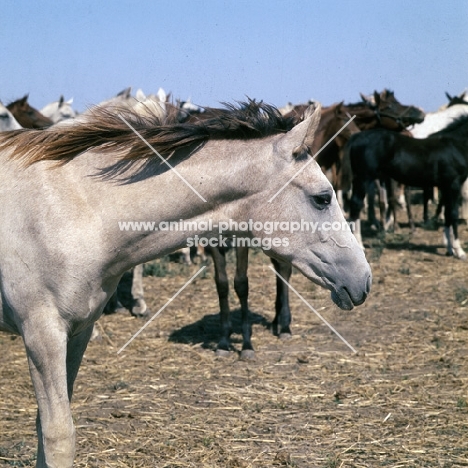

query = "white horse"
[[0, 101, 22, 131], [0, 101, 371, 467], [40, 96, 77, 123], [410, 103, 468, 222]]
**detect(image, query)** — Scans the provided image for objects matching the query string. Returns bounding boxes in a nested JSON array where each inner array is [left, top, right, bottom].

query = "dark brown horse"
[[357, 89, 425, 130], [288, 90, 425, 192], [207, 245, 293, 359], [7, 95, 53, 129], [340, 90, 425, 227], [345, 115, 468, 259]]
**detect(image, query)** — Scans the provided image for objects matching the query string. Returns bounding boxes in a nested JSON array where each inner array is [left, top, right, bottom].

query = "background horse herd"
[[1, 86, 468, 467]]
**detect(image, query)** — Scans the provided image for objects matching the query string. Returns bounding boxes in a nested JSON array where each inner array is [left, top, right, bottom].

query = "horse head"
[[0, 101, 22, 131], [7, 94, 53, 129], [254, 104, 371, 309], [41, 96, 77, 123], [445, 91, 468, 108], [373, 89, 425, 129]]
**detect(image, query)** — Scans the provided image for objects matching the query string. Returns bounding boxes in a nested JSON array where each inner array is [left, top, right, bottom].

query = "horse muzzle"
[[331, 272, 372, 310]]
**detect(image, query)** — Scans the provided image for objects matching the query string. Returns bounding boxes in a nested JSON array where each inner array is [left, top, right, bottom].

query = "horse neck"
[[343, 105, 378, 130], [67, 138, 276, 271], [312, 108, 338, 152]]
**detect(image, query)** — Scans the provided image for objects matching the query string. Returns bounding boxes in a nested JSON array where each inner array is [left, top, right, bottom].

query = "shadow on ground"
[[168, 308, 270, 351]]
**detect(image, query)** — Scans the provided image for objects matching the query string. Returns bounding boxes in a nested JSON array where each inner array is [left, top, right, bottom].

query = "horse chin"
[[330, 289, 355, 311]]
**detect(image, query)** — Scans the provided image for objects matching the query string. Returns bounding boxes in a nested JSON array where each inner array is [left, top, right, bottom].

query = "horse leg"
[[23, 316, 93, 468], [196, 245, 207, 263], [391, 180, 401, 231], [349, 179, 367, 249], [179, 247, 192, 265], [460, 179, 468, 223], [131, 264, 147, 316], [233, 246, 254, 359], [336, 189, 344, 211], [435, 191, 444, 221], [367, 180, 379, 229], [404, 186, 415, 232], [376, 180, 391, 231], [423, 187, 432, 223], [445, 187, 467, 260], [103, 289, 126, 315], [384, 179, 398, 232], [270, 257, 293, 339], [211, 247, 232, 355]]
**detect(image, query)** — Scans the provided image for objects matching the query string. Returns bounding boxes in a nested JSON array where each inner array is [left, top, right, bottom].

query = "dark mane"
[[0, 100, 296, 166], [345, 100, 372, 109]]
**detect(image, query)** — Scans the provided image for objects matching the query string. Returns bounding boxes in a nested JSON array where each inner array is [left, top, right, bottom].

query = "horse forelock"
[[0, 100, 296, 167]]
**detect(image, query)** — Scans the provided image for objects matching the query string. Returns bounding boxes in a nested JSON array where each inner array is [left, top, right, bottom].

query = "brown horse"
[[7, 95, 53, 129], [286, 90, 425, 191], [339, 89, 426, 132], [339, 90, 426, 228], [311, 103, 361, 189]]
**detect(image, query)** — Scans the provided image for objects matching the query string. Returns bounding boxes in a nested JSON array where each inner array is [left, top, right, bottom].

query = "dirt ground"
[[1, 205, 468, 467]]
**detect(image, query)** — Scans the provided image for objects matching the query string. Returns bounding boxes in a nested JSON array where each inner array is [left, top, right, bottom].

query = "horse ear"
[[157, 88, 167, 102], [445, 92, 453, 101], [277, 103, 321, 158], [360, 93, 370, 104], [58, 95, 65, 107], [20, 94, 29, 105], [66, 97, 74, 105], [135, 89, 146, 101], [373, 91, 380, 106], [117, 87, 132, 99]]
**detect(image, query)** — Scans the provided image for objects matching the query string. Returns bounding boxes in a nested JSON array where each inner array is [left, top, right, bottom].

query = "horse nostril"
[[366, 274, 372, 294]]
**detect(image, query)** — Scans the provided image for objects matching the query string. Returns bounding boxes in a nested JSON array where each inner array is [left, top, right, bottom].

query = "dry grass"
[[1, 207, 468, 467]]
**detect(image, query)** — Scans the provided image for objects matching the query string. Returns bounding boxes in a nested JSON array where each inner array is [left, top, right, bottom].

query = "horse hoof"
[[132, 299, 148, 317], [90, 326, 102, 341], [115, 306, 128, 315], [215, 348, 231, 357], [240, 349, 255, 360], [279, 332, 292, 340]]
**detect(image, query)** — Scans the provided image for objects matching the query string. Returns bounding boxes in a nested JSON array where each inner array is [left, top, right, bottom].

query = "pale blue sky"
[[1, 0, 467, 113]]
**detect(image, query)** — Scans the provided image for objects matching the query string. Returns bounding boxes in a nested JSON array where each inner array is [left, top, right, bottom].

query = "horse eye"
[[311, 192, 332, 209]]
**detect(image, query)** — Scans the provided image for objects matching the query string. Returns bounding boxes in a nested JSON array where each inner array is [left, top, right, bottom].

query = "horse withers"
[[0, 100, 371, 467]]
